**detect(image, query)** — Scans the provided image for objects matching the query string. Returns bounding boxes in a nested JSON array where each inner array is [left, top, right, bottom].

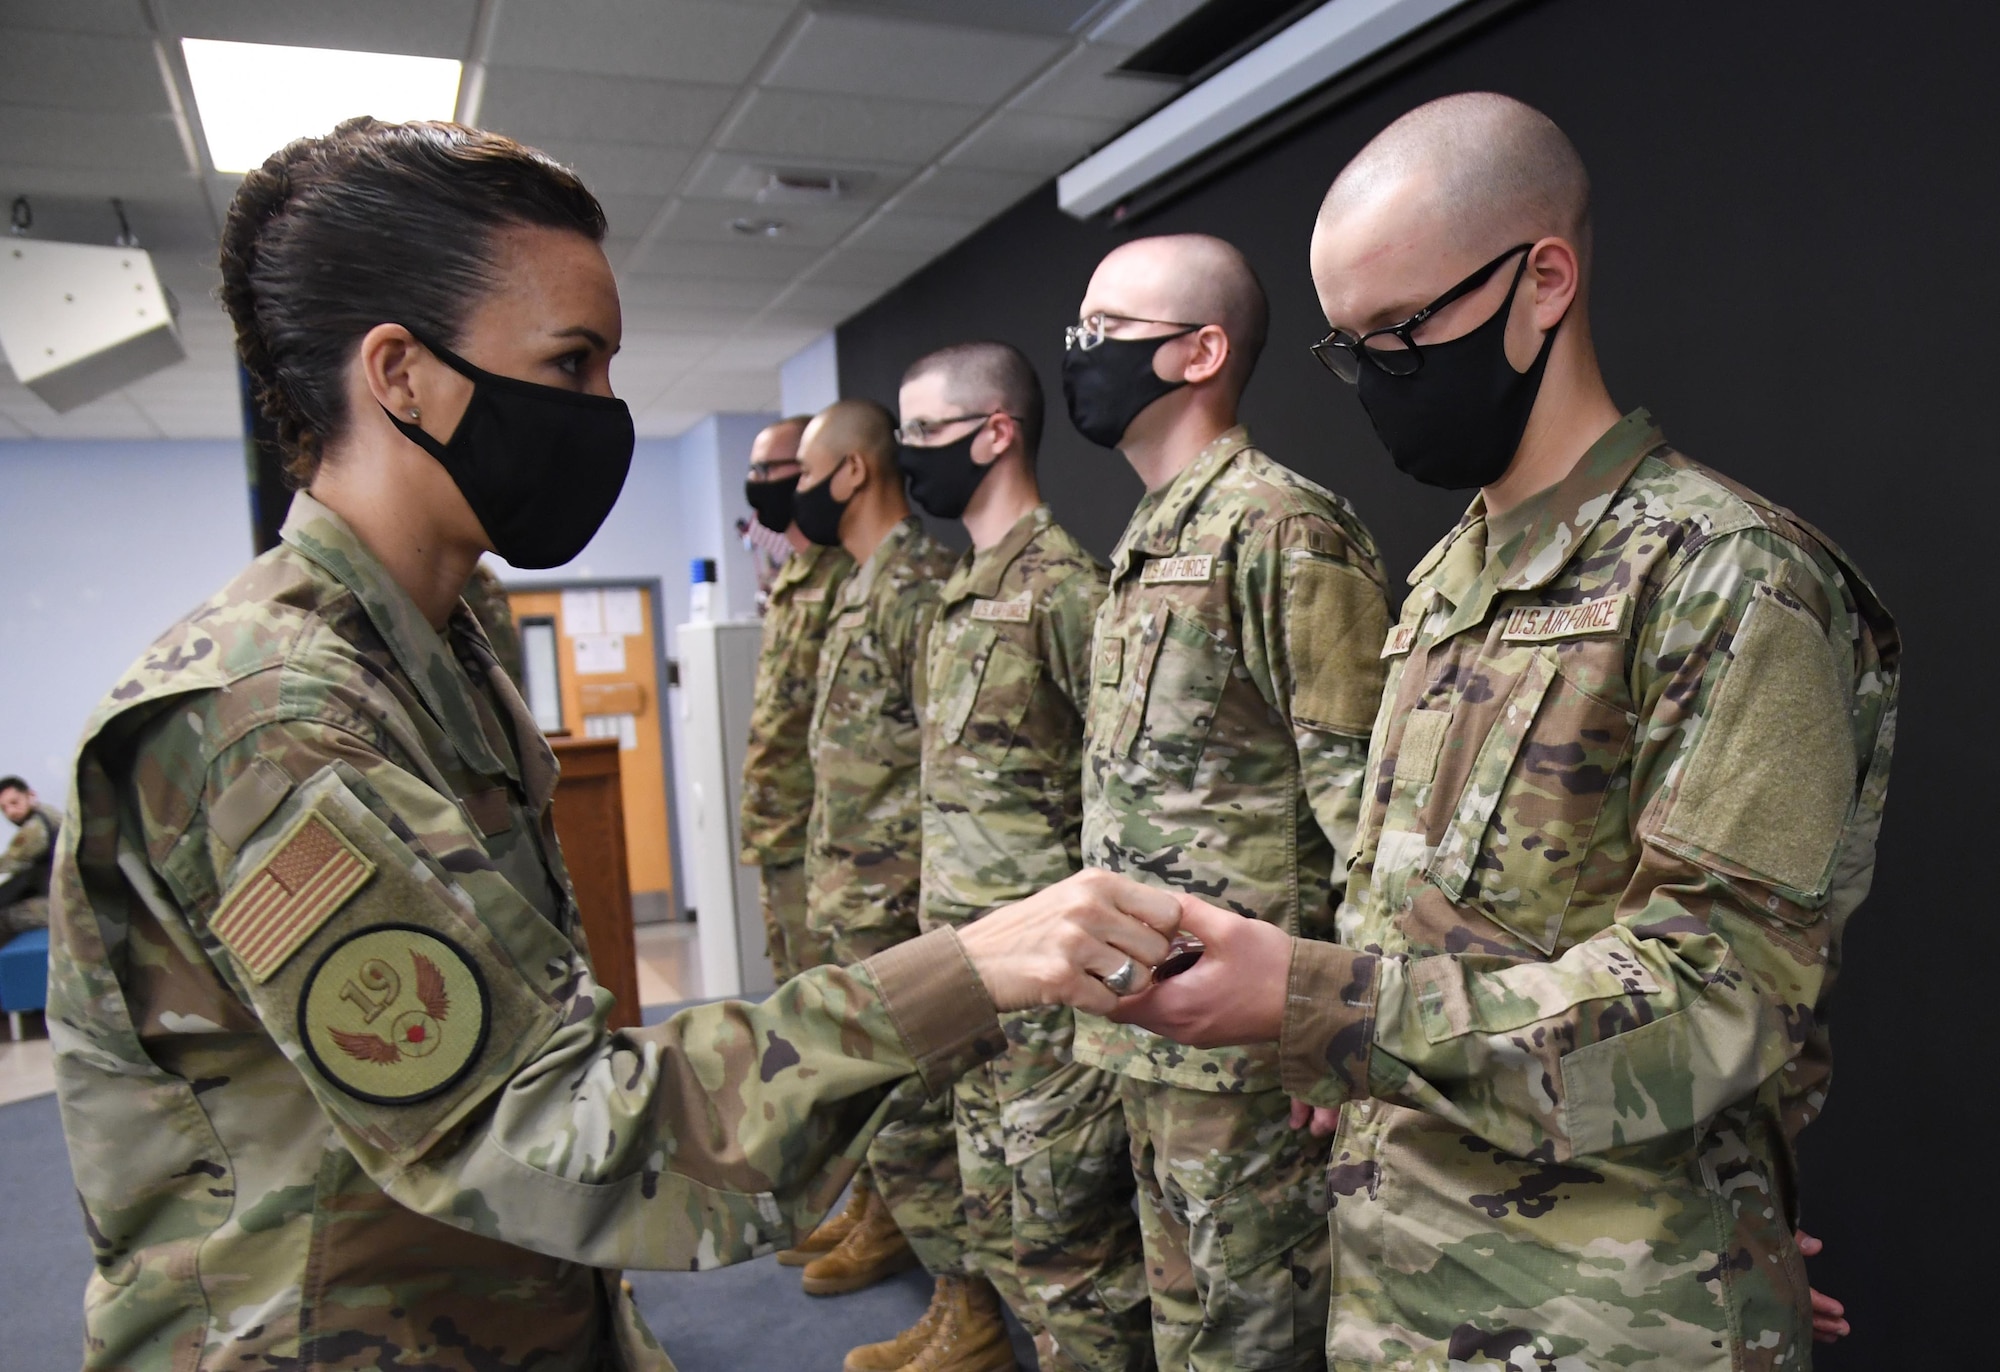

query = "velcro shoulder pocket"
[[208, 767, 564, 1164], [1285, 553, 1390, 736]]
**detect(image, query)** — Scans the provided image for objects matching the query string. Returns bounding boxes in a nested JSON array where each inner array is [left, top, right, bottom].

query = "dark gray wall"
[[839, 0, 1996, 1360]]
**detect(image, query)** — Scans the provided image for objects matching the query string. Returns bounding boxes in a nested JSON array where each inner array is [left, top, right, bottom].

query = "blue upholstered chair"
[[0, 928, 49, 1041]]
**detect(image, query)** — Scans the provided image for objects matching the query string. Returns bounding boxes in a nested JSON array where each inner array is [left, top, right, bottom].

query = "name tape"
[[1140, 554, 1213, 585], [1380, 624, 1417, 659], [1501, 593, 1632, 643], [970, 596, 1032, 623], [793, 587, 826, 603]]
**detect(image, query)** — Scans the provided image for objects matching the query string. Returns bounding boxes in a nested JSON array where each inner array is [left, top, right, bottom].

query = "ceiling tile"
[[804, 245, 931, 292], [1087, 0, 1210, 50], [622, 236, 822, 283], [764, 11, 1062, 107], [661, 195, 869, 250], [592, 192, 672, 240], [720, 89, 980, 166], [945, 108, 1122, 175], [486, 1, 792, 85], [1012, 40, 1180, 122], [478, 69, 736, 147], [820, 0, 1113, 38], [767, 279, 882, 322], [526, 138, 697, 198], [707, 326, 829, 370], [659, 367, 779, 411], [161, 0, 479, 59], [616, 276, 783, 312], [0, 109, 191, 175], [0, 30, 171, 115], [0, 0, 152, 38], [679, 149, 905, 207], [891, 165, 1043, 219], [842, 208, 981, 257]]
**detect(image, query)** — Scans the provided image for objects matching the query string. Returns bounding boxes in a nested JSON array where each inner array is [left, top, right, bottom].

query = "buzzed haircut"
[[0, 777, 27, 795], [811, 397, 900, 481], [902, 341, 1046, 456], [1131, 234, 1270, 385], [1322, 91, 1593, 270]]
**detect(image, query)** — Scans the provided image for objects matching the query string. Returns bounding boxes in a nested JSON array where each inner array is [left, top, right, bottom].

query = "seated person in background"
[[0, 776, 59, 939]]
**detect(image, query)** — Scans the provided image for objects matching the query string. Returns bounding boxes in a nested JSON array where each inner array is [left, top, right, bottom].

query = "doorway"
[[503, 578, 682, 924]]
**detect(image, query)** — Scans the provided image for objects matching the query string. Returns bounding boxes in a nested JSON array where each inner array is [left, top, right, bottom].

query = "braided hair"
[[218, 117, 606, 485]]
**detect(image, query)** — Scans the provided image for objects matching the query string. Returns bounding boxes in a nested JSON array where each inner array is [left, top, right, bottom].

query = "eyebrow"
[[553, 325, 615, 353]]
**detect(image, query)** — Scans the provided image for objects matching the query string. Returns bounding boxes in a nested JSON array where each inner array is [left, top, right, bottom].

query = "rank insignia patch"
[[298, 925, 490, 1105], [212, 812, 375, 982]]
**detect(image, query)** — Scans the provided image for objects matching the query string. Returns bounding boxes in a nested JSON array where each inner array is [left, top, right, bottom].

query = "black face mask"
[[744, 473, 798, 532], [384, 333, 633, 568], [897, 430, 991, 521], [1062, 328, 1196, 449], [792, 469, 850, 548], [1355, 256, 1561, 491]]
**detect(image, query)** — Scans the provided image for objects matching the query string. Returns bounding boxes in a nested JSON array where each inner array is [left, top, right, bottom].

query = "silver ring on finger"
[[1102, 958, 1139, 996]]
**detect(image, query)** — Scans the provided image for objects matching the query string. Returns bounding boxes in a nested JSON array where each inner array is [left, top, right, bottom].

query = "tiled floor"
[[0, 919, 708, 1109]]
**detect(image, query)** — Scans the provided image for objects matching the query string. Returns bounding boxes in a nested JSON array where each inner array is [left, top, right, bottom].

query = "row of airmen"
[[46, 92, 1893, 1372], [732, 92, 1895, 1372]]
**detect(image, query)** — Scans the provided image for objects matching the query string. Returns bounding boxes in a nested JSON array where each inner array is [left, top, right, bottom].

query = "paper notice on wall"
[[572, 633, 626, 674], [584, 712, 638, 751], [561, 588, 603, 636], [602, 587, 645, 636]]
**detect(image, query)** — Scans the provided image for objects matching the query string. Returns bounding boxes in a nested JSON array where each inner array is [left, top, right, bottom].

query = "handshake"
[[955, 869, 1292, 1046]]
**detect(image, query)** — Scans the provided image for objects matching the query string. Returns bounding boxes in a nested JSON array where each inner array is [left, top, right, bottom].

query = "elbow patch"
[[1654, 580, 1856, 904], [1285, 555, 1389, 736]]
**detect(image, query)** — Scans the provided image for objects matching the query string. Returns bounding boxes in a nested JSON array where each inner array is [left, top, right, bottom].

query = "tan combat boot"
[[800, 1187, 918, 1296], [778, 1178, 873, 1267], [841, 1273, 955, 1372], [903, 1273, 1016, 1372]]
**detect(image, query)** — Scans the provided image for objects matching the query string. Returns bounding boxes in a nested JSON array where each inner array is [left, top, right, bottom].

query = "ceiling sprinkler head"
[[729, 217, 788, 238]]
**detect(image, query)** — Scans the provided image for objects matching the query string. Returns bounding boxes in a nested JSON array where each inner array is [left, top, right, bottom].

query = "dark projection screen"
[[836, 0, 1997, 1361]]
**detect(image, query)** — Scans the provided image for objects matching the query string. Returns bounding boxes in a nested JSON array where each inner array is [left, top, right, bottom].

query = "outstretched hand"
[[958, 869, 1177, 1014], [1105, 895, 1290, 1047]]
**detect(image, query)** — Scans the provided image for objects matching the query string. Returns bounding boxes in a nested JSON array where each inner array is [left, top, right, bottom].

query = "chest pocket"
[[1416, 637, 1637, 953], [1116, 605, 1234, 787], [935, 623, 1042, 765], [809, 617, 862, 744]]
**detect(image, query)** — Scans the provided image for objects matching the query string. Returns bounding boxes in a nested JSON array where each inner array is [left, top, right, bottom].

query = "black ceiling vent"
[[1117, 0, 1328, 84]]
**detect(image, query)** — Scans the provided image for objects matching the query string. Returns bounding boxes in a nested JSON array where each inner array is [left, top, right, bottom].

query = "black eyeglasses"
[[1310, 243, 1533, 383]]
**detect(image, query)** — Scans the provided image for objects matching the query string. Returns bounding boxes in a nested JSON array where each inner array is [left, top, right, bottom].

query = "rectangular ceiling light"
[[182, 38, 462, 175], [1059, 0, 1469, 219]]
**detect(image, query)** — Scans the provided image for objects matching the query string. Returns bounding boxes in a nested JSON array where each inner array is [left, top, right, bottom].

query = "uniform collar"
[[1112, 425, 1253, 576], [838, 515, 923, 608], [943, 505, 1048, 607], [769, 542, 826, 596], [280, 492, 516, 781], [1412, 409, 1664, 639]]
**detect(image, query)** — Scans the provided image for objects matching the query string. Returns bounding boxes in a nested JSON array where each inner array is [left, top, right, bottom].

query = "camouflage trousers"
[[0, 894, 48, 940], [758, 860, 824, 981], [957, 1026, 1153, 1372], [873, 1086, 971, 1275], [1121, 1079, 1332, 1371]]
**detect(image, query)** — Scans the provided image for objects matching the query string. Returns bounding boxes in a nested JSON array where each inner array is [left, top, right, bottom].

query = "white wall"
[[779, 331, 839, 418], [0, 440, 253, 798]]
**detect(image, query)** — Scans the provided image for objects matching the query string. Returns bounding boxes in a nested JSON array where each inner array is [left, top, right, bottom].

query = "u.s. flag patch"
[[211, 811, 376, 983]]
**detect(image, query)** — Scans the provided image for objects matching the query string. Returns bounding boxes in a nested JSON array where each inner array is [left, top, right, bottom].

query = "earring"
[[408, 408, 421, 420]]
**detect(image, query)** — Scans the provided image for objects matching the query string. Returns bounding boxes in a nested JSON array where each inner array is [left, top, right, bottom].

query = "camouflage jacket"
[[739, 544, 855, 866], [806, 516, 954, 958], [48, 494, 1004, 1372], [1279, 412, 1901, 1370], [922, 505, 1106, 1097], [1076, 427, 1391, 1092], [0, 800, 60, 904], [460, 562, 524, 690]]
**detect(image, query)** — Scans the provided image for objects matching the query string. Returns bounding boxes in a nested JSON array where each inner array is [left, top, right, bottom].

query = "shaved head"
[[1322, 92, 1590, 271], [1083, 233, 1269, 385], [801, 397, 898, 483]]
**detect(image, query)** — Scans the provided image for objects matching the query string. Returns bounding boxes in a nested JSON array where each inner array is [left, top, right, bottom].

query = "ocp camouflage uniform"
[[1279, 411, 1901, 1371], [917, 505, 1149, 1371], [49, 493, 1008, 1371], [805, 514, 956, 1266], [740, 542, 854, 980], [0, 798, 61, 936], [460, 562, 525, 689], [1075, 427, 1392, 1370]]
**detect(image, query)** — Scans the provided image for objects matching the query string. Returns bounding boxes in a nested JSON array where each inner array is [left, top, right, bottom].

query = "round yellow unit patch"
[[298, 925, 490, 1105]]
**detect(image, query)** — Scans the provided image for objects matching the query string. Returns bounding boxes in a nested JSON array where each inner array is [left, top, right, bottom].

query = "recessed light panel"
[[182, 38, 462, 175]]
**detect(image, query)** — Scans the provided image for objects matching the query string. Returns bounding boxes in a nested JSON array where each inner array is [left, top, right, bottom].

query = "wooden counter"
[[548, 734, 641, 1030]]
